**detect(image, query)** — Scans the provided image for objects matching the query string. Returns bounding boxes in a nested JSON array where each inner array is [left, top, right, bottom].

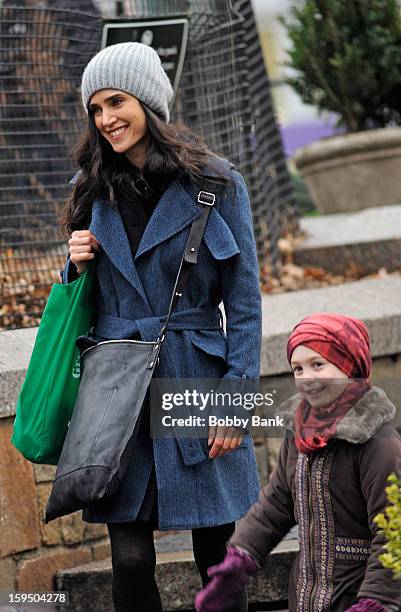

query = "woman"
[[59, 42, 261, 611], [195, 313, 401, 612]]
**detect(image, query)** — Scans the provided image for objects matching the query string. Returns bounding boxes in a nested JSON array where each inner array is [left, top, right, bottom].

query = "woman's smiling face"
[[290, 345, 349, 407], [89, 89, 149, 167]]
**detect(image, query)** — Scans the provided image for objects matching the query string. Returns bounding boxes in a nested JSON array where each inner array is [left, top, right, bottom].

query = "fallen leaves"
[[261, 262, 401, 294], [260, 230, 401, 293]]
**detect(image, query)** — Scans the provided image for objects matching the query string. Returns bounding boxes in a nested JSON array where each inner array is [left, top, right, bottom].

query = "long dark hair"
[[59, 103, 228, 237]]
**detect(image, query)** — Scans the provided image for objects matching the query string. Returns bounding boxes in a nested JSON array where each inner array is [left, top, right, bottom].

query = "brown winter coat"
[[230, 386, 401, 611]]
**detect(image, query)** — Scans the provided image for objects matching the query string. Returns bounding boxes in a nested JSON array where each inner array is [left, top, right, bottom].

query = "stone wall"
[[0, 417, 110, 591]]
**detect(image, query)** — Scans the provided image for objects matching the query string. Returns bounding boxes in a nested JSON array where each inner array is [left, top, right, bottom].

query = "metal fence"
[[0, 0, 298, 330]]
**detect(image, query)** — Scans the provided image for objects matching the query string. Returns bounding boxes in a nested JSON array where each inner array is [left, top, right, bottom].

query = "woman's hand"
[[208, 425, 244, 459], [68, 230, 101, 274]]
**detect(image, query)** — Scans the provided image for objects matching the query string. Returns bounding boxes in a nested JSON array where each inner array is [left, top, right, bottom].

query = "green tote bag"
[[11, 264, 95, 464]]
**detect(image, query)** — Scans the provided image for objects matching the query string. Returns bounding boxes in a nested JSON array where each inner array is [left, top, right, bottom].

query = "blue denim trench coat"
[[62, 158, 261, 529]]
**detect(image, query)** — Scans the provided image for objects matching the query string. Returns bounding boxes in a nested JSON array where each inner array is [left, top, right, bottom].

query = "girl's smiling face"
[[290, 345, 349, 407], [89, 89, 149, 168]]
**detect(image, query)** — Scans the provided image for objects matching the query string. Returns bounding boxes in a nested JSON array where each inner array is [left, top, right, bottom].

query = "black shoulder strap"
[[157, 176, 220, 343]]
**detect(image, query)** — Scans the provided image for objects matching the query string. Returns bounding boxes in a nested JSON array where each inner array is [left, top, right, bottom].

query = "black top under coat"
[[116, 175, 161, 258]]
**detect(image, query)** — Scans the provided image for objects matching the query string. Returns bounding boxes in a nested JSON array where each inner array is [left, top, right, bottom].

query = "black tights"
[[108, 521, 248, 612]]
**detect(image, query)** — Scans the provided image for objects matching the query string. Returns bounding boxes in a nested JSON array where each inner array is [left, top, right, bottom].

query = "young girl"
[[195, 313, 401, 611], [59, 42, 261, 611]]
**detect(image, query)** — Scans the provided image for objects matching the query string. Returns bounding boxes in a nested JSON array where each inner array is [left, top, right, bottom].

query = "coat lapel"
[[89, 179, 202, 302], [89, 198, 151, 306], [134, 179, 202, 260]]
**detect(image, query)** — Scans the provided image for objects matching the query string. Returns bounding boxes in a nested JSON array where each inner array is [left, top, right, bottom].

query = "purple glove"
[[346, 599, 388, 612], [194, 546, 258, 612]]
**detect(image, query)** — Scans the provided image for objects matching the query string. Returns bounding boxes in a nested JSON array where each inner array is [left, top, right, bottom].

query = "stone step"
[[294, 205, 401, 275], [56, 532, 297, 612], [261, 275, 401, 376]]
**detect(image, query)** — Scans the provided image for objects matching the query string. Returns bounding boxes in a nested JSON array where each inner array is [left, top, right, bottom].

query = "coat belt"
[[95, 306, 223, 340]]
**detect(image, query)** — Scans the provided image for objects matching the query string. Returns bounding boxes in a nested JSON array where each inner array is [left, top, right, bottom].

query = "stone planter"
[[292, 127, 401, 213]]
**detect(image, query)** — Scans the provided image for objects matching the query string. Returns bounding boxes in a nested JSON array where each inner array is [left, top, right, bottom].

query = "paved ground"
[[154, 525, 298, 555], [0, 608, 60, 611]]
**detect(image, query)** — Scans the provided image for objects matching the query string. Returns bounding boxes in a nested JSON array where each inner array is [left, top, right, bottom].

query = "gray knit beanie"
[[81, 42, 174, 122]]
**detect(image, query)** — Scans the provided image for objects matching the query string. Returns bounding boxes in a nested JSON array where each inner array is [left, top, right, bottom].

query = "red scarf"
[[287, 313, 372, 454], [294, 380, 370, 453]]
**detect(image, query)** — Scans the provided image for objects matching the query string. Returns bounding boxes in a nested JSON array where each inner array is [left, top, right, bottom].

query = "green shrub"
[[280, 1, 401, 131], [374, 473, 401, 579]]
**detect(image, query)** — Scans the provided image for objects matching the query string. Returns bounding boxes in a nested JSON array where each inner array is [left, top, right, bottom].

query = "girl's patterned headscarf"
[[287, 312, 372, 379]]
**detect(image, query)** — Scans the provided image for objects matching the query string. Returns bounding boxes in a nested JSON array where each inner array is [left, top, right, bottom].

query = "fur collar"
[[279, 386, 396, 444]]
